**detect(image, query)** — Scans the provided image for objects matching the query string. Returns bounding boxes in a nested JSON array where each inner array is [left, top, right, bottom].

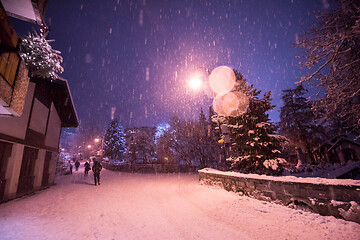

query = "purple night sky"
[[12, 0, 333, 130]]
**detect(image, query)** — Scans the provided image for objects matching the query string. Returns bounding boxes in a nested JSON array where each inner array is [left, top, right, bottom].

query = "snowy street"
[[1, 0, 360, 239], [0, 165, 359, 240]]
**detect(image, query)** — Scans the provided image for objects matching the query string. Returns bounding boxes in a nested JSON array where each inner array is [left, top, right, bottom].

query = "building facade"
[[0, 77, 78, 202], [0, 0, 78, 202], [313, 134, 360, 165]]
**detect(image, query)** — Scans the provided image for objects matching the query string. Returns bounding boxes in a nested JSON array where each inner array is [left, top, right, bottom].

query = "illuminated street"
[[0, 166, 359, 240], [1, 1, 360, 239]]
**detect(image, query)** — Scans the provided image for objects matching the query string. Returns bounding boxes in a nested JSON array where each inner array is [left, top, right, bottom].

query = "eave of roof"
[[328, 137, 360, 152], [31, 77, 79, 128], [51, 77, 79, 127], [0, 0, 48, 25]]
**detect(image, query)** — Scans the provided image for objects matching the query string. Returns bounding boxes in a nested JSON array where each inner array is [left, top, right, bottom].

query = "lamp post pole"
[[191, 67, 228, 169], [94, 138, 103, 157]]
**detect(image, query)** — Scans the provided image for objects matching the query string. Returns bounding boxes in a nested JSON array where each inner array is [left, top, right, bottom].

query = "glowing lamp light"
[[188, 77, 202, 91], [209, 66, 249, 117], [94, 138, 100, 143], [222, 91, 249, 116], [213, 93, 227, 115], [87, 145, 92, 149], [213, 91, 249, 117], [209, 66, 235, 94]]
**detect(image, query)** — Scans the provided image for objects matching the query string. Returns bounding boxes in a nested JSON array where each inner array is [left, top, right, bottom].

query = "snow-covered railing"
[[198, 168, 360, 223]]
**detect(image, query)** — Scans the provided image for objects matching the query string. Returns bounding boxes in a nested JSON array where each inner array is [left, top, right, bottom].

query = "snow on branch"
[[20, 32, 64, 79], [296, 0, 360, 133]]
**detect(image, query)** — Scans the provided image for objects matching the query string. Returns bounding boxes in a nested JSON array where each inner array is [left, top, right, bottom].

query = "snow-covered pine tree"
[[20, 32, 63, 79], [297, 0, 360, 135], [226, 70, 286, 174], [103, 120, 126, 159], [279, 85, 325, 164]]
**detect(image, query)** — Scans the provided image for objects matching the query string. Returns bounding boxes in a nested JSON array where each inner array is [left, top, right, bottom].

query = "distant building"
[[313, 133, 360, 164], [0, 1, 78, 202]]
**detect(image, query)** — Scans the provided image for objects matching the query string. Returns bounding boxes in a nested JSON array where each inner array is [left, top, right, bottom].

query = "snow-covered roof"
[[1, 0, 48, 25]]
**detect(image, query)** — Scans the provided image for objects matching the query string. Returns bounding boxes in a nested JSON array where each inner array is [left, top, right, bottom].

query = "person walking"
[[92, 160, 102, 186], [75, 160, 80, 171], [84, 161, 91, 175], [69, 161, 73, 174]]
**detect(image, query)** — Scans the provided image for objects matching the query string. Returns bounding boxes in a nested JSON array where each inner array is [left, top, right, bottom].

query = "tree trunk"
[[296, 147, 307, 168]]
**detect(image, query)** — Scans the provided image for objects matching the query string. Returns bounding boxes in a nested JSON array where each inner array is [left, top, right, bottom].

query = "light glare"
[[189, 77, 202, 91]]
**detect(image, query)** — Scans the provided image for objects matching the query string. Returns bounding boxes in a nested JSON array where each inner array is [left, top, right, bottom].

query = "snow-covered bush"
[[263, 158, 287, 172]]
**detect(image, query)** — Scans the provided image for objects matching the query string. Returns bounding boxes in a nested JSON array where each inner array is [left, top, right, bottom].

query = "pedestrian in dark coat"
[[84, 161, 91, 175], [75, 160, 80, 171], [92, 161, 102, 186], [69, 161, 73, 174]]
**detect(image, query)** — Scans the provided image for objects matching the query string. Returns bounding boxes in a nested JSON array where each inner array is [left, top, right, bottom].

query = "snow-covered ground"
[[0, 164, 359, 240]]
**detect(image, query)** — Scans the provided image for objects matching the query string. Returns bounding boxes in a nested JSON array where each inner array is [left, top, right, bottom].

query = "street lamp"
[[94, 137, 103, 156], [187, 67, 227, 167], [188, 76, 202, 91], [188, 67, 214, 98], [188, 66, 250, 169]]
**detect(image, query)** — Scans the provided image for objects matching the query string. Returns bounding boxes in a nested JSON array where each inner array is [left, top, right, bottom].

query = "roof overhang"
[[31, 77, 79, 128], [51, 77, 79, 128], [328, 137, 360, 152], [0, 0, 48, 25]]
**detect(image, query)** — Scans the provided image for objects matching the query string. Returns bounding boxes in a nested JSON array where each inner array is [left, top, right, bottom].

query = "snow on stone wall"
[[198, 168, 360, 223]]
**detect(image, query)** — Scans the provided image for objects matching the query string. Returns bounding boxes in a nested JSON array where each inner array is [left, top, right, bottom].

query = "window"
[[0, 5, 21, 87], [0, 51, 20, 86]]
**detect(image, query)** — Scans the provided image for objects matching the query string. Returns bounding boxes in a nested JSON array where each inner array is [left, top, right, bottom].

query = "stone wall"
[[199, 168, 360, 223]]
